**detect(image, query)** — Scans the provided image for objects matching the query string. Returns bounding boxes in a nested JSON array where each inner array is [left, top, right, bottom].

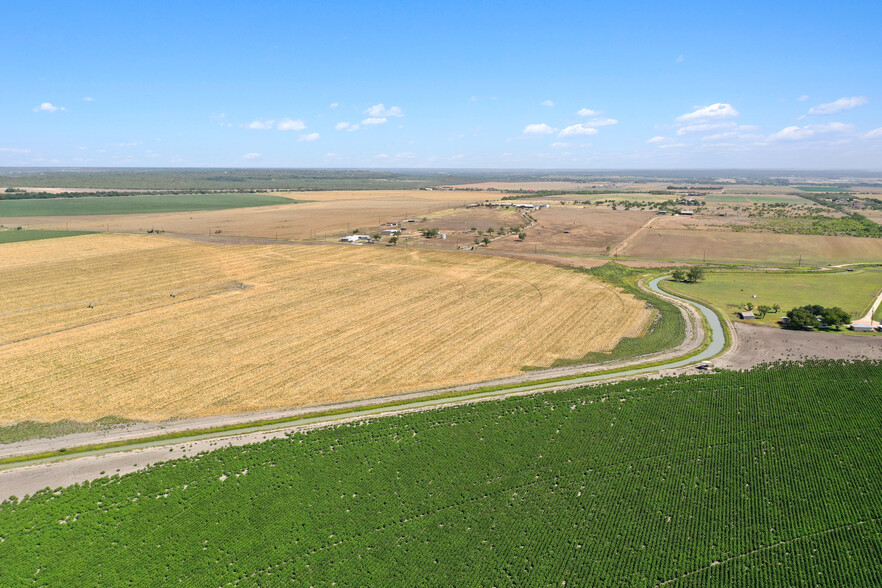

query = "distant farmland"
[[0, 234, 650, 424], [0, 193, 297, 217]]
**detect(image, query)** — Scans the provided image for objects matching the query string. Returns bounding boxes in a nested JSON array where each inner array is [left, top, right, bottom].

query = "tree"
[[786, 307, 819, 330], [757, 305, 771, 318], [772, 303, 781, 313], [671, 269, 686, 282], [745, 302, 755, 311], [487, 227, 494, 234], [820, 307, 850, 330], [420, 228, 440, 238], [686, 266, 705, 283], [389, 236, 398, 245], [482, 236, 490, 245], [371, 233, 381, 241]]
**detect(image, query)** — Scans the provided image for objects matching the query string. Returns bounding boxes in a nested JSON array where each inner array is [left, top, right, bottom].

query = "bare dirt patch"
[[489, 206, 655, 256], [719, 322, 882, 370]]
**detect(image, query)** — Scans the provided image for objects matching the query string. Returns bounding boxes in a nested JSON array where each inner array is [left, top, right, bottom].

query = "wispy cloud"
[[558, 124, 599, 137], [797, 95, 809, 102], [541, 100, 555, 107], [242, 152, 261, 159], [577, 108, 600, 117], [277, 118, 306, 131], [33, 102, 66, 113], [0, 147, 31, 153], [768, 122, 855, 141], [646, 136, 687, 148], [361, 117, 387, 125], [244, 119, 275, 130], [677, 122, 738, 135], [298, 132, 320, 142], [582, 117, 618, 127], [807, 96, 868, 115], [364, 103, 403, 117], [676, 103, 738, 122], [676, 54, 685, 63], [83, 96, 95, 102], [523, 123, 557, 135], [866, 127, 882, 139], [330, 102, 339, 109]]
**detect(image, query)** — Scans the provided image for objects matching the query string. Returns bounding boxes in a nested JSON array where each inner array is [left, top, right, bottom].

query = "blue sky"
[[2, 0, 881, 169]]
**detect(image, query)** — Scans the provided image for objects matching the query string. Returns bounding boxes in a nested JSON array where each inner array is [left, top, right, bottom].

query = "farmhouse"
[[738, 311, 755, 320]]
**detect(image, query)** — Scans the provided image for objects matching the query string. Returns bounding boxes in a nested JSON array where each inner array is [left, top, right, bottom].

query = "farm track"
[[0, 277, 722, 500]]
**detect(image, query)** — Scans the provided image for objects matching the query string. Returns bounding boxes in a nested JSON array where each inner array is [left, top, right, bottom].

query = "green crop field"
[[666, 270, 882, 324], [2, 361, 881, 586], [0, 229, 93, 243], [0, 193, 299, 217]]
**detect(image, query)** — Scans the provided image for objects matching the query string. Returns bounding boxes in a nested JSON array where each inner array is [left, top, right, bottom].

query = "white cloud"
[[808, 96, 868, 115], [330, 102, 339, 109], [583, 117, 618, 127], [647, 136, 669, 144], [364, 103, 403, 117], [277, 118, 306, 131], [550, 142, 570, 148], [558, 124, 599, 137], [335, 122, 351, 130], [0, 147, 30, 153], [361, 117, 387, 125], [865, 127, 882, 139], [244, 120, 274, 130], [677, 121, 737, 135], [797, 95, 809, 102], [242, 152, 261, 159], [541, 100, 555, 107], [298, 132, 320, 142], [523, 123, 557, 135], [577, 108, 600, 117], [83, 96, 95, 101], [676, 103, 739, 122], [768, 122, 855, 141], [676, 54, 685, 63], [118, 141, 142, 147], [701, 131, 764, 142], [33, 102, 65, 113]]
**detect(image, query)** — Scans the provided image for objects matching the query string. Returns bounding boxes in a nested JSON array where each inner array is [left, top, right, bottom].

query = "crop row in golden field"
[[0, 234, 650, 424]]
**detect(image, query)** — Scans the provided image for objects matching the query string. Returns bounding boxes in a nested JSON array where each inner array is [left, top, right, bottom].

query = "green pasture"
[[666, 269, 882, 324], [0, 193, 299, 217], [0, 229, 93, 244]]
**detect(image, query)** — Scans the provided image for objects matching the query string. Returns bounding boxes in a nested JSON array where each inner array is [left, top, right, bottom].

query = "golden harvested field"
[[620, 225, 882, 265], [0, 234, 650, 424]]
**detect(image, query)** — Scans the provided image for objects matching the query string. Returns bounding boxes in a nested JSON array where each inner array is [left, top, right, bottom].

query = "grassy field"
[[2, 361, 880, 585], [0, 234, 649, 424], [666, 270, 882, 324], [0, 193, 298, 217], [0, 229, 93, 243]]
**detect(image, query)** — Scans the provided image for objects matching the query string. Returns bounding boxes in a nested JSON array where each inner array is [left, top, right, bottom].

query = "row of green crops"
[[1, 361, 881, 586]]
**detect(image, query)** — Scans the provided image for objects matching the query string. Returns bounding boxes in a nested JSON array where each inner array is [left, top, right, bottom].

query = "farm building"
[[850, 323, 875, 332], [340, 235, 371, 243], [381, 229, 400, 235], [779, 316, 790, 325], [678, 210, 694, 216], [738, 311, 755, 320]]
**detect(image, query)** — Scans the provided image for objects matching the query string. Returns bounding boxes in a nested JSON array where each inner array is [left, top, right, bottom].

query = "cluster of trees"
[[670, 267, 705, 283], [742, 302, 780, 318], [786, 304, 851, 330]]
